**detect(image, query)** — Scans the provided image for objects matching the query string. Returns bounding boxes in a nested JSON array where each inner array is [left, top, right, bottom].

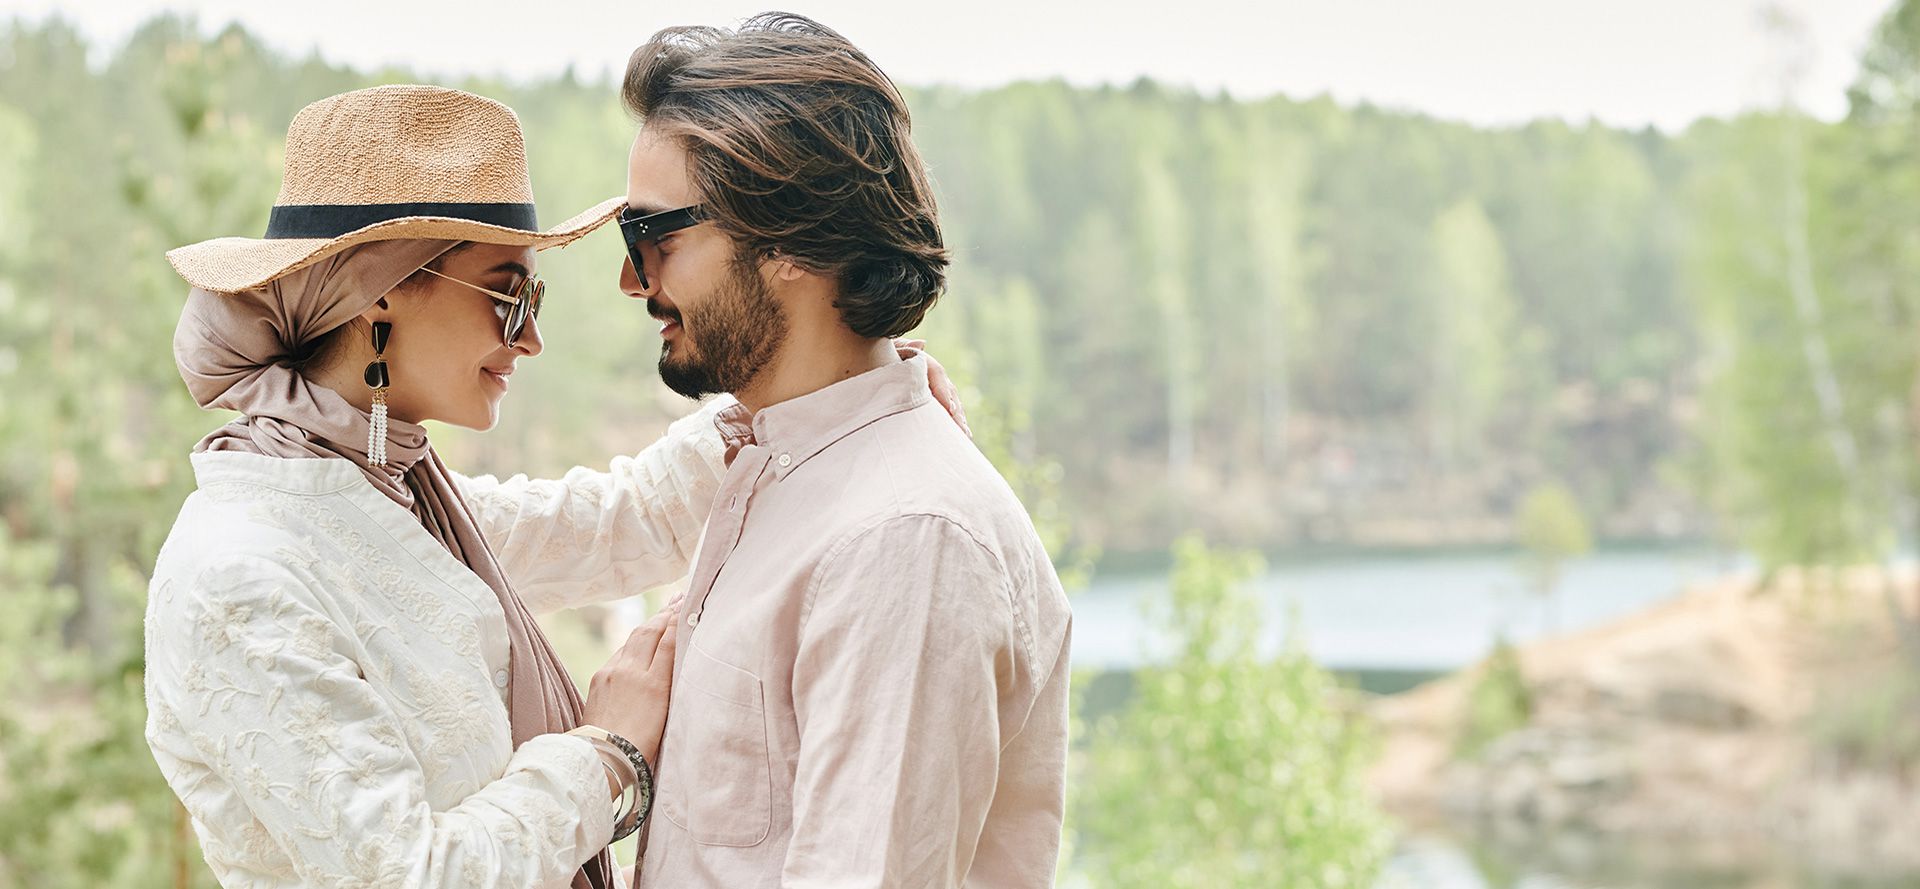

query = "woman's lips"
[[482, 367, 512, 390]]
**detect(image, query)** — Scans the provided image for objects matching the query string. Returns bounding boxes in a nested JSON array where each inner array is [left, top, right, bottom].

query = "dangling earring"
[[364, 321, 392, 466]]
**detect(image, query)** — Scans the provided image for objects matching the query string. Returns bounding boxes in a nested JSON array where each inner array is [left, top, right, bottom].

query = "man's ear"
[[762, 254, 829, 309], [771, 256, 807, 283]]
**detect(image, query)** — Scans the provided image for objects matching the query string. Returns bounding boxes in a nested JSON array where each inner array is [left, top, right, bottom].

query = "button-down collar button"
[[493, 669, 509, 689], [777, 453, 793, 467], [687, 611, 701, 628]]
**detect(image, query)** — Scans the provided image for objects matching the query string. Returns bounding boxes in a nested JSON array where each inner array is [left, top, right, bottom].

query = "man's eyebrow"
[[486, 261, 532, 279]]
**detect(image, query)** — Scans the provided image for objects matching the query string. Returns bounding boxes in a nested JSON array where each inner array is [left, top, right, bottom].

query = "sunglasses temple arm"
[[418, 267, 521, 305]]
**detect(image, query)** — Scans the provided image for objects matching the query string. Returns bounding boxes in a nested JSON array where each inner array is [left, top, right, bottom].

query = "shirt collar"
[[190, 449, 367, 495], [712, 403, 758, 466], [710, 355, 931, 478]]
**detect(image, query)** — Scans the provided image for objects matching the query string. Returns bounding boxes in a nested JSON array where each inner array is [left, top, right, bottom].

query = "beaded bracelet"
[[598, 731, 654, 841]]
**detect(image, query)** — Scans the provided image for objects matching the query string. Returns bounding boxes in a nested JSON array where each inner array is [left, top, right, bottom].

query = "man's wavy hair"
[[622, 12, 948, 339]]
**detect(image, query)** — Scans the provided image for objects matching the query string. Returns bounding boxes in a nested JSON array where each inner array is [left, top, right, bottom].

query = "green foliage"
[[1427, 198, 1520, 465], [1074, 536, 1391, 889], [1515, 482, 1593, 598], [1849, 0, 1920, 122], [0, 20, 272, 887], [1678, 0, 1920, 573], [1681, 112, 1907, 570], [0, 527, 215, 889], [917, 82, 1700, 553], [1455, 637, 1533, 760]]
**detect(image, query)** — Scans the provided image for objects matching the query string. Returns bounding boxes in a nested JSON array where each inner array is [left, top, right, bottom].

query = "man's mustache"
[[647, 299, 681, 324]]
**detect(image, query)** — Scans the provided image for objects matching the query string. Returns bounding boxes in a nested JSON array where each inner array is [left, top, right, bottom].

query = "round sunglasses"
[[418, 266, 545, 348]]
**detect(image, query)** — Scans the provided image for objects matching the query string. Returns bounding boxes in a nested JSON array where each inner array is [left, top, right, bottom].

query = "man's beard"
[[654, 257, 789, 400]]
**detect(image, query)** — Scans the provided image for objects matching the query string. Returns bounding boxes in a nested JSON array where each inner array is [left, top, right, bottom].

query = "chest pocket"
[[661, 640, 772, 847]]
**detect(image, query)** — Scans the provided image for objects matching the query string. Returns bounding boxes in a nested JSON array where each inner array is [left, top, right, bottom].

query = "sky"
[[0, 0, 1901, 131]]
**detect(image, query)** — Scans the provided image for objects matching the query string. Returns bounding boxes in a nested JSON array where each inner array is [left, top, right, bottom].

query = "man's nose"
[[619, 254, 661, 300]]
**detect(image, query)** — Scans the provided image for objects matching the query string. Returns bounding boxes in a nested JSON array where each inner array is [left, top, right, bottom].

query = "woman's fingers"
[[922, 352, 972, 438], [581, 607, 681, 762], [627, 609, 669, 652], [650, 613, 678, 674], [894, 338, 970, 437]]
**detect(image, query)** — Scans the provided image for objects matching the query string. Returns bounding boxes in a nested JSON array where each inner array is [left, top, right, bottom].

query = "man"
[[615, 12, 1072, 889]]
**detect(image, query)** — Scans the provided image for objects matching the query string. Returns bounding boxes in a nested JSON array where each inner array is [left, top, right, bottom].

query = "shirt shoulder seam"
[[797, 510, 1014, 631]]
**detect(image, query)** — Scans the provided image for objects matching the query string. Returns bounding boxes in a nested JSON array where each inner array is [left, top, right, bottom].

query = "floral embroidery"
[[233, 817, 293, 874], [292, 613, 333, 660], [150, 697, 181, 734], [402, 666, 489, 785], [366, 720, 404, 752], [283, 699, 341, 758], [243, 763, 300, 802], [183, 662, 263, 716]]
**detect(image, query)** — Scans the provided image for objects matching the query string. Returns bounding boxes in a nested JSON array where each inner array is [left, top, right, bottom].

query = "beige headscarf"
[[173, 240, 615, 889]]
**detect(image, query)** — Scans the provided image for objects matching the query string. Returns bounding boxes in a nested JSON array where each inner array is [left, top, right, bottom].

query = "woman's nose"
[[514, 313, 545, 357]]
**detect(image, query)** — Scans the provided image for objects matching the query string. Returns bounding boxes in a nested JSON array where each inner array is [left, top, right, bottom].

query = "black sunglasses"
[[617, 204, 706, 290]]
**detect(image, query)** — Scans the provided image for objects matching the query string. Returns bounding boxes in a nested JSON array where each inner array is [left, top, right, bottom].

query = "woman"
[[145, 85, 962, 888]]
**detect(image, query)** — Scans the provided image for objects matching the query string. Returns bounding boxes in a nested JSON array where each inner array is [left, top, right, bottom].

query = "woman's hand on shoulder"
[[895, 338, 970, 438]]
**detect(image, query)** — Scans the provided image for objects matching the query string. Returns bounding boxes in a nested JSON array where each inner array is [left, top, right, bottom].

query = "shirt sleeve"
[[455, 398, 730, 614], [780, 514, 1022, 889], [143, 554, 616, 889]]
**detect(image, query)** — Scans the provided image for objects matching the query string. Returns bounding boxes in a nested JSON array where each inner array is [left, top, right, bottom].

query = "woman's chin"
[[439, 400, 502, 432], [468, 407, 503, 432], [476, 396, 506, 431]]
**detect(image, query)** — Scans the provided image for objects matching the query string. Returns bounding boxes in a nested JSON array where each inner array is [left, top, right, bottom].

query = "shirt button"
[[777, 453, 793, 467], [493, 669, 509, 689], [687, 612, 700, 628]]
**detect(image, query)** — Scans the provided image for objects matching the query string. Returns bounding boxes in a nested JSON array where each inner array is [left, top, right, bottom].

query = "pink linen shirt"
[[635, 355, 1072, 889]]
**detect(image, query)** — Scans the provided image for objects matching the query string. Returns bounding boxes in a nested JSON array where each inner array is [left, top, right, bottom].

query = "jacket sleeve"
[[455, 398, 729, 614]]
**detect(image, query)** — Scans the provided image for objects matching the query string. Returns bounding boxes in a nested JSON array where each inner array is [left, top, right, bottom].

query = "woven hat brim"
[[167, 195, 625, 294]]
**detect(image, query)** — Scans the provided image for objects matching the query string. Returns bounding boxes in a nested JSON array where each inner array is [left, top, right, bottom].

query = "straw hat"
[[166, 84, 624, 293]]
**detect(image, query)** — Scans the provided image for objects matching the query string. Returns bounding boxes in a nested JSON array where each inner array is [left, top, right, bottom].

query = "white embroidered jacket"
[[143, 402, 727, 889]]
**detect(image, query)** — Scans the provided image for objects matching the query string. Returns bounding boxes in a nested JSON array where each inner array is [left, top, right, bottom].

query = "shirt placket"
[[680, 444, 773, 634]]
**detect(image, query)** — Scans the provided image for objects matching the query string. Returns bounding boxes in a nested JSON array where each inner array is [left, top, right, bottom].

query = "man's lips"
[[650, 300, 683, 338]]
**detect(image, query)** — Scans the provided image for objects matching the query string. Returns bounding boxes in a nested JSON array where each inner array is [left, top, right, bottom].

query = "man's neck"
[[733, 328, 898, 416]]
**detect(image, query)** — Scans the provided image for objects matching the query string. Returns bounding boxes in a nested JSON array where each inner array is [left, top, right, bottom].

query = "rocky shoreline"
[[1367, 567, 1920, 874]]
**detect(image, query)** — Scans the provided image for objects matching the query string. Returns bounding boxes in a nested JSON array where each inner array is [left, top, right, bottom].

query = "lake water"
[[1070, 546, 1745, 672]]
